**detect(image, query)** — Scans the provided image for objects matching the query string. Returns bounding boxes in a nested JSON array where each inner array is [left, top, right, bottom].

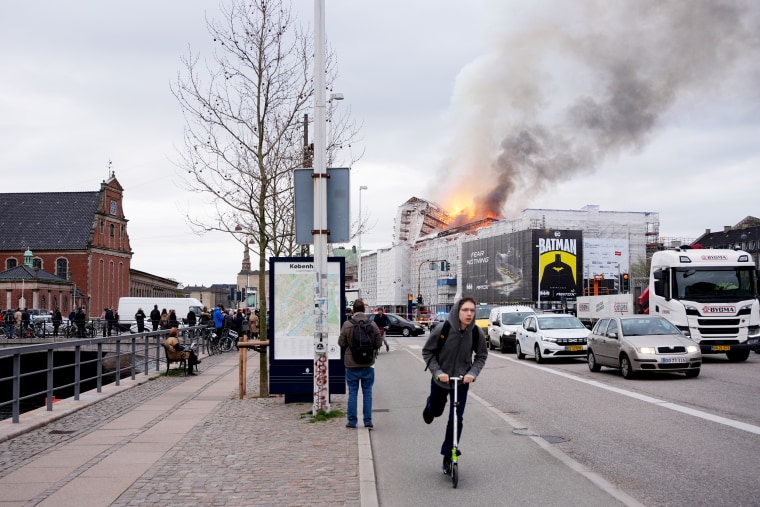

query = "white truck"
[[576, 294, 635, 326], [648, 247, 760, 361], [118, 297, 204, 326]]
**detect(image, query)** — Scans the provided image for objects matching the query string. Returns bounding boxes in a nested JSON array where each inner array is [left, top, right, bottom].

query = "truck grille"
[[697, 318, 739, 326], [698, 327, 739, 335]]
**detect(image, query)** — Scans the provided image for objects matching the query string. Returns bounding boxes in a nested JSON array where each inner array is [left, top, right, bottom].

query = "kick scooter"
[[446, 376, 463, 488]]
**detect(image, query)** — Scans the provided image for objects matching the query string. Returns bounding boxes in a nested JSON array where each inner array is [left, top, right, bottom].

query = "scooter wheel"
[[451, 462, 458, 488]]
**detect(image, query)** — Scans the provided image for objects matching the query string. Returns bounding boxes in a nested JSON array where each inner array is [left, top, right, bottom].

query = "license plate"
[[661, 357, 686, 364], [566, 345, 583, 352], [711, 345, 730, 351]]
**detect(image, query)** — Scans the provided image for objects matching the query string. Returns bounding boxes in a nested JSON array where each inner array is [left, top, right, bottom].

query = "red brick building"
[[0, 175, 132, 317]]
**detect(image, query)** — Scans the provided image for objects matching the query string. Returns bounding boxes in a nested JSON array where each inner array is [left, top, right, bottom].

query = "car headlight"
[[541, 336, 557, 343], [637, 346, 657, 354], [686, 345, 699, 353]]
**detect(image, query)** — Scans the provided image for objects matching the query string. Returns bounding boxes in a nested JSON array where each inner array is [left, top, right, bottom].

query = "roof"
[[0, 264, 69, 282], [0, 192, 101, 251]]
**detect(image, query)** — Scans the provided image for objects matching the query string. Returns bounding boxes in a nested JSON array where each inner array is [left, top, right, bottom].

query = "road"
[[384, 333, 760, 506]]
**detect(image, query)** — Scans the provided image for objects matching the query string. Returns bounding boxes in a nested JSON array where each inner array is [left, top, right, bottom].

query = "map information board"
[[272, 259, 343, 360]]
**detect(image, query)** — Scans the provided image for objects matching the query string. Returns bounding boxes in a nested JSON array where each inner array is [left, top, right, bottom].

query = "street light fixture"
[[357, 185, 368, 299]]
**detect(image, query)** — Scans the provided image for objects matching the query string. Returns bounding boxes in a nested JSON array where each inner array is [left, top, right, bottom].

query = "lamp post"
[[357, 185, 367, 299]]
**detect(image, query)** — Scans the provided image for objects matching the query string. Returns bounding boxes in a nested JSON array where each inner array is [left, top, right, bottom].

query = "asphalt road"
[[380, 334, 760, 507], [369, 344, 635, 507]]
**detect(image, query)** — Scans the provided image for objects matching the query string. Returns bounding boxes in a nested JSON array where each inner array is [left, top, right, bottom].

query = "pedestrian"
[[186, 308, 197, 328], [212, 305, 225, 341], [250, 309, 260, 339], [199, 306, 211, 326], [159, 308, 169, 330], [135, 307, 146, 332], [14, 308, 22, 337], [338, 299, 383, 429], [241, 309, 251, 341], [375, 307, 390, 352], [21, 308, 30, 337], [103, 307, 114, 337], [3, 309, 14, 338], [52, 307, 62, 337], [168, 309, 179, 329], [421, 297, 488, 475], [75, 306, 87, 337], [150, 304, 161, 331], [113, 311, 121, 335]]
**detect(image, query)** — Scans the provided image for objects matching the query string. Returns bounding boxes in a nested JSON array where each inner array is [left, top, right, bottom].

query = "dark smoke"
[[466, 0, 760, 219]]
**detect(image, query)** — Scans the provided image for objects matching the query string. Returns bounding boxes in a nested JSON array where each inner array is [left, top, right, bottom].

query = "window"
[[109, 224, 115, 237], [6, 258, 17, 269], [32, 258, 42, 269], [100, 220, 104, 233], [56, 258, 68, 279]]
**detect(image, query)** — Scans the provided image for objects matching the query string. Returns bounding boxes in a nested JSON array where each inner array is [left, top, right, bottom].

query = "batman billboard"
[[534, 229, 583, 301]]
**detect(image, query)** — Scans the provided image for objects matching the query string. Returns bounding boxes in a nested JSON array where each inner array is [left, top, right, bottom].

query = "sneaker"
[[345, 424, 356, 429], [423, 406, 434, 424], [442, 455, 451, 476], [386, 344, 389, 352], [365, 424, 373, 430]]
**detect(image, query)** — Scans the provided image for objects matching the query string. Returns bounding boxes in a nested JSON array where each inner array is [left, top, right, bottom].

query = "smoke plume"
[[434, 0, 760, 220]]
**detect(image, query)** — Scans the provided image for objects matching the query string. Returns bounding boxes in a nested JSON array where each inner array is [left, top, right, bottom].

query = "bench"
[[163, 342, 189, 375]]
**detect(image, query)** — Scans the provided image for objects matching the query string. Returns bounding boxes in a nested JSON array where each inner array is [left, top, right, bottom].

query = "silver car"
[[587, 316, 702, 379]]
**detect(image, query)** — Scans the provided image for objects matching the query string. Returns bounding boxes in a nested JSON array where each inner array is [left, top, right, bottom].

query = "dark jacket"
[[338, 312, 383, 368], [421, 300, 488, 390]]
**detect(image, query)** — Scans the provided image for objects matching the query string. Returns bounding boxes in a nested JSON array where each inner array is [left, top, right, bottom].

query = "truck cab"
[[649, 247, 760, 361]]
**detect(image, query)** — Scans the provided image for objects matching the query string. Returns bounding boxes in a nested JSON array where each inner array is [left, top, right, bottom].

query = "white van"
[[117, 297, 204, 328], [487, 305, 537, 353]]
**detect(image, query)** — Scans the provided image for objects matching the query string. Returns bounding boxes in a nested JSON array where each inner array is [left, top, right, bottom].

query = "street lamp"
[[357, 185, 368, 299]]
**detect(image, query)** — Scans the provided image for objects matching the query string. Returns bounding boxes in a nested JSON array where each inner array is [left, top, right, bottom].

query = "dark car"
[[368, 313, 425, 337]]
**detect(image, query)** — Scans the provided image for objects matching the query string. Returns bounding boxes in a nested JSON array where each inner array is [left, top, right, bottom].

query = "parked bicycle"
[[218, 329, 239, 353]]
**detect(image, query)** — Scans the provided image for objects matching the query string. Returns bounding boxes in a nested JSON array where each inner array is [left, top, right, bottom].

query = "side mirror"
[[607, 331, 618, 339], [492, 320, 499, 326]]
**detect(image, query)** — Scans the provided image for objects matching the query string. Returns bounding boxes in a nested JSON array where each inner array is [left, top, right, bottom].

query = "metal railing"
[[0, 326, 204, 424]]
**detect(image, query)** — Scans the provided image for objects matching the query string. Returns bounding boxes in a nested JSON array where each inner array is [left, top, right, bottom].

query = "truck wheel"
[[516, 341, 525, 360], [534, 345, 543, 364], [685, 368, 700, 378], [726, 350, 750, 362], [620, 354, 635, 379], [588, 351, 601, 372]]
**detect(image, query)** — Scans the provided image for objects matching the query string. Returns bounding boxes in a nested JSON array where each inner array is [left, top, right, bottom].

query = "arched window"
[[32, 258, 42, 269], [56, 258, 68, 279], [109, 224, 115, 237], [6, 258, 17, 269]]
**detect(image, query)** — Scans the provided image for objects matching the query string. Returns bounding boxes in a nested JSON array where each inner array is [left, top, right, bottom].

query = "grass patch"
[[301, 409, 345, 422]]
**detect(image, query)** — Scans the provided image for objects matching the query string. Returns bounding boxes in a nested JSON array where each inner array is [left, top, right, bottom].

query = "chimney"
[[705, 229, 711, 235], [724, 226, 731, 233]]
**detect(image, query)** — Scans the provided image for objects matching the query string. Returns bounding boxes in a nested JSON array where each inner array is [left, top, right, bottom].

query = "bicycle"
[[205, 326, 221, 356], [442, 376, 464, 488], [218, 329, 238, 353]]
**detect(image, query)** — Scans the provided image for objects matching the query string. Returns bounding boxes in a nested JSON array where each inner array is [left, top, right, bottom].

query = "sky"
[[2, 1, 759, 287]]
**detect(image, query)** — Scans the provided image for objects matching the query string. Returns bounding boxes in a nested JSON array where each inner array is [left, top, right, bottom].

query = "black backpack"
[[349, 318, 376, 364], [424, 320, 479, 371]]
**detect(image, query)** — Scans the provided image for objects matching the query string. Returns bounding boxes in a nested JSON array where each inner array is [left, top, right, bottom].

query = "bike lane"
[[368, 345, 641, 506]]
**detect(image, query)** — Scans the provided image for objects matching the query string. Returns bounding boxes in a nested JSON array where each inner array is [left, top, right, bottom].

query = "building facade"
[[0, 175, 132, 317]]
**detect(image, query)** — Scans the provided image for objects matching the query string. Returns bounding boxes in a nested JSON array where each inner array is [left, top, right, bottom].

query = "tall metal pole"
[[312, 0, 330, 415], [357, 186, 367, 300]]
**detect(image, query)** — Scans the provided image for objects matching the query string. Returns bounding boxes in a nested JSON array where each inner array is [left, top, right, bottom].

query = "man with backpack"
[[338, 299, 383, 429], [421, 297, 488, 474]]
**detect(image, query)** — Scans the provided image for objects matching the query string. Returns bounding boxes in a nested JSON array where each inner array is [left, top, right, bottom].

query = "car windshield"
[[502, 312, 534, 325], [537, 316, 585, 330], [475, 307, 492, 319], [621, 318, 680, 336], [673, 266, 756, 301]]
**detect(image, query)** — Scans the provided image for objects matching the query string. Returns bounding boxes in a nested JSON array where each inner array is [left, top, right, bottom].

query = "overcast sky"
[[2, 1, 759, 287]]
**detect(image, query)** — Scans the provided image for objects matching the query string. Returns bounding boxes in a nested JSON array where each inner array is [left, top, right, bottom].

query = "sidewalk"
[[0, 350, 364, 506]]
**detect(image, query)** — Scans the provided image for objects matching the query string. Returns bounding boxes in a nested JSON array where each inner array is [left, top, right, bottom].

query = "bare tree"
[[173, 0, 360, 395]]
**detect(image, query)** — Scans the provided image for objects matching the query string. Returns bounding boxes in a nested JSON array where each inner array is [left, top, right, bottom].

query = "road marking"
[[488, 353, 760, 435]]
